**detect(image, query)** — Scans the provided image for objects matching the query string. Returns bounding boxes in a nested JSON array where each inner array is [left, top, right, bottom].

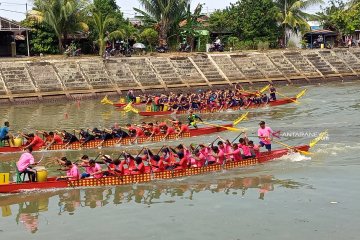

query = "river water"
[[0, 82, 359, 240]]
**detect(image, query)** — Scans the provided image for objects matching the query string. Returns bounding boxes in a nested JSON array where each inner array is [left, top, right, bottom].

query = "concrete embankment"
[[0, 49, 359, 104]]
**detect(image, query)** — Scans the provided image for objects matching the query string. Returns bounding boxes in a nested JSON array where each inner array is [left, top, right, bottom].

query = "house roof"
[[304, 29, 338, 37], [0, 16, 29, 31]]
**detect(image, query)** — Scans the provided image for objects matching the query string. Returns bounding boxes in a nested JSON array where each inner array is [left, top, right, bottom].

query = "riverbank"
[[0, 49, 359, 104]]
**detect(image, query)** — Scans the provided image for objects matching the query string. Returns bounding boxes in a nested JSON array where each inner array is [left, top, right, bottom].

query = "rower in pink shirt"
[[258, 121, 273, 152], [238, 138, 252, 159], [81, 159, 103, 179], [211, 146, 225, 165], [229, 144, 242, 161]]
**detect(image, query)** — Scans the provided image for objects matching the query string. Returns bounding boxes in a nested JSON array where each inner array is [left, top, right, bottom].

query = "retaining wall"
[[0, 49, 359, 103]]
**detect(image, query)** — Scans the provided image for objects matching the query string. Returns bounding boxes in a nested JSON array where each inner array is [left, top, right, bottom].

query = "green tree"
[[230, 0, 281, 42], [275, 0, 323, 44], [208, 9, 233, 33], [140, 28, 158, 51], [180, 3, 203, 51], [29, 0, 89, 52], [91, 10, 116, 56], [134, 0, 189, 45], [22, 18, 59, 54]]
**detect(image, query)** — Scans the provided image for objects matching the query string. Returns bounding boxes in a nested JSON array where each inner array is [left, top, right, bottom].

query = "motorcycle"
[[178, 42, 191, 52], [156, 44, 169, 53], [208, 43, 224, 52]]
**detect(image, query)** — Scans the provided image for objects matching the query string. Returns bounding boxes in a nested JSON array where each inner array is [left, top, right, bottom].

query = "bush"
[[287, 40, 298, 49], [257, 41, 270, 50]]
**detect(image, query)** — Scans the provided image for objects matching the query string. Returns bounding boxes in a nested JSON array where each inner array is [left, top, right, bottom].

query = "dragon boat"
[[0, 124, 232, 154], [0, 145, 309, 193]]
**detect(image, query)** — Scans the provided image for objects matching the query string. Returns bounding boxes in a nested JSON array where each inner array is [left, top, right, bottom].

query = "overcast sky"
[[0, 0, 328, 22]]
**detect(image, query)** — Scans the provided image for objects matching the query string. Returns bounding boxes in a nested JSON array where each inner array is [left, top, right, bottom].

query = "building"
[[0, 16, 29, 57]]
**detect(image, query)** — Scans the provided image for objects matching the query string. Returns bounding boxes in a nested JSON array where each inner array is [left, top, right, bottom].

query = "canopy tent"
[[0, 16, 30, 56]]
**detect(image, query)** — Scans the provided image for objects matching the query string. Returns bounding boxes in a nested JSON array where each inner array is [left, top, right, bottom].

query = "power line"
[[0, 8, 26, 14]]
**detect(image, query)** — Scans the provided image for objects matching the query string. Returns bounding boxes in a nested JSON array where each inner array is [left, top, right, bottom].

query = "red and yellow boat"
[[0, 124, 232, 154], [0, 145, 310, 193], [138, 97, 297, 117]]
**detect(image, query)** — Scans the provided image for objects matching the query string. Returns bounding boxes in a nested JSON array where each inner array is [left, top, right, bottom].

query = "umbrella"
[[133, 43, 146, 49]]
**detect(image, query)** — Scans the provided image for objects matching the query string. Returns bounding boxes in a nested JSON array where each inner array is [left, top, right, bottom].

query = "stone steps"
[[149, 58, 185, 86], [125, 58, 162, 87], [78, 60, 113, 89], [318, 50, 353, 74], [210, 55, 246, 81], [250, 53, 284, 78], [105, 59, 140, 88], [190, 55, 225, 83], [0, 62, 36, 94], [303, 52, 337, 75], [343, 49, 360, 72], [170, 57, 206, 84], [27, 62, 64, 91], [267, 52, 300, 77], [230, 54, 265, 79], [53, 61, 90, 90], [283, 52, 321, 77]]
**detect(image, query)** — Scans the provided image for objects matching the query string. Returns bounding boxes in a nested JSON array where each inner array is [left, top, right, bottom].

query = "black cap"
[[259, 121, 265, 125]]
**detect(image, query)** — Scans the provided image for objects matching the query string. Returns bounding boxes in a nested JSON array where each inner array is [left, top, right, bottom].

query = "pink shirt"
[[232, 148, 242, 161], [238, 144, 252, 157], [219, 144, 232, 155], [86, 163, 103, 178], [17, 152, 35, 172], [216, 149, 225, 164], [67, 165, 80, 180], [258, 126, 273, 144]]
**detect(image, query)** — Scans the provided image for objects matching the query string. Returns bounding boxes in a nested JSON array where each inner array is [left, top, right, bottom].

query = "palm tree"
[[29, 0, 88, 52], [275, 0, 323, 45], [91, 11, 117, 56], [134, 0, 189, 46]]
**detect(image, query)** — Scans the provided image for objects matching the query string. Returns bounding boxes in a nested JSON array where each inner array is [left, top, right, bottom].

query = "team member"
[[16, 147, 38, 181], [187, 110, 203, 129], [258, 121, 273, 152], [58, 160, 80, 180], [0, 121, 14, 146], [269, 84, 276, 101], [80, 159, 103, 179], [24, 133, 45, 150]]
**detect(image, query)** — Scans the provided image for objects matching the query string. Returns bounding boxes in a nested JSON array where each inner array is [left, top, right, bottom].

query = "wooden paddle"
[[199, 121, 246, 132], [309, 130, 328, 148], [271, 139, 312, 155], [233, 112, 249, 126]]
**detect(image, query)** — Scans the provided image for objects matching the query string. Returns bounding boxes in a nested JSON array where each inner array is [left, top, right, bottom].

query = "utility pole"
[[25, 2, 30, 57], [284, 0, 287, 47]]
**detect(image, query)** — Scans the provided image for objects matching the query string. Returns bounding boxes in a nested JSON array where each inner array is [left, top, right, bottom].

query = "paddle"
[[271, 139, 312, 155], [194, 136, 219, 152], [101, 95, 114, 105], [231, 131, 245, 144], [233, 112, 249, 126], [309, 130, 328, 148], [199, 121, 246, 132]]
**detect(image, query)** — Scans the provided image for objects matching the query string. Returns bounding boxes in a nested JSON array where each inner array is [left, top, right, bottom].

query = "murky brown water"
[[0, 82, 359, 240]]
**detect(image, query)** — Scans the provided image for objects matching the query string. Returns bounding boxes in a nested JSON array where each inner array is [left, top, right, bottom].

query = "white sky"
[[0, 0, 329, 22]]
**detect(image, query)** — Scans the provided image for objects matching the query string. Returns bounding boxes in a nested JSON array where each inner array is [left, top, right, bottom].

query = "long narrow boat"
[[0, 145, 309, 193], [0, 124, 232, 154], [113, 102, 144, 108], [138, 97, 297, 117]]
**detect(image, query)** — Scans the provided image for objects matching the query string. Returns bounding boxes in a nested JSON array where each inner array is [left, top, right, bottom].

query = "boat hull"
[[0, 145, 309, 193], [138, 98, 297, 116], [0, 125, 232, 154]]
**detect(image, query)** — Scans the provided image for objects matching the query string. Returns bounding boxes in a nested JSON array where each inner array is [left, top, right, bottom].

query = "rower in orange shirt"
[[176, 122, 190, 138]]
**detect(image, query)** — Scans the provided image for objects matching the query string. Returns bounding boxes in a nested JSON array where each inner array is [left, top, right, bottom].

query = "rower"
[[176, 122, 190, 138], [238, 138, 252, 159], [161, 125, 176, 141], [147, 150, 165, 172], [23, 133, 45, 150], [210, 146, 225, 165], [171, 152, 188, 170], [48, 131, 63, 145], [78, 129, 95, 146], [229, 144, 242, 161], [0, 121, 14, 146], [61, 130, 79, 145], [193, 149, 206, 167], [258, 121, 273, 152], [80, 159, 103, 179], [269, 84, 276, 101], [187, 110, 203, 129], [58, 160, 80, 180], [131, 157, 145, 174], [16, 147, 39, 182]]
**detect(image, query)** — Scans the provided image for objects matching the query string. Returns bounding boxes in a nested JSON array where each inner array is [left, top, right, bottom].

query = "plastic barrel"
[[136, 97, 141, 104], [36, 170, 48, 182], [120, 98, 125, 104], [163, 105, 169, 111], [146, 105, 152, 112], [13, 138, 22, 147]]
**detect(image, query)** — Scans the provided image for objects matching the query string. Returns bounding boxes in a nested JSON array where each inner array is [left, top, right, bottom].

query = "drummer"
[[16, 147, 39, 181]]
